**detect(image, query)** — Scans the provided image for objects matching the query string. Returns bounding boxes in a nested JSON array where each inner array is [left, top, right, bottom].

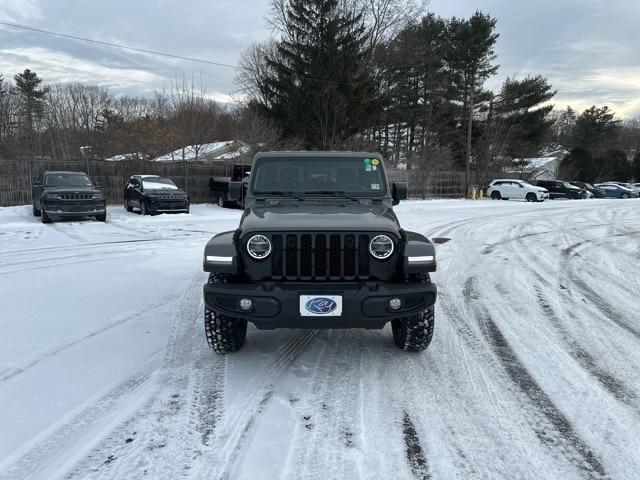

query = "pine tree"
[[259, 0, 377, 148], [14, 69, 49, 155], [573, 105, 621, 156]]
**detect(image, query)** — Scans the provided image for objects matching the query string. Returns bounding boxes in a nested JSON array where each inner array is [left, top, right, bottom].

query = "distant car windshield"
[[251, 156, 387, 196], [45, 173, 93, 187], [142, 177, 178, 190]]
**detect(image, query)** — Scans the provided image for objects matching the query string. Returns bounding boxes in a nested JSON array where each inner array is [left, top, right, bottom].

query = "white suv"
[[487, 179, 549, 202]]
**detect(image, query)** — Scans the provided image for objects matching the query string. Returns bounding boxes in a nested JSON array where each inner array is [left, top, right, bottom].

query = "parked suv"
[[536, 180, 588, 199], [569, 181, 605, 198], [487, 179, 548, 202], [201, 152, 437, 353], [32, 171, 106, 223], [124, 175, 189, 215]]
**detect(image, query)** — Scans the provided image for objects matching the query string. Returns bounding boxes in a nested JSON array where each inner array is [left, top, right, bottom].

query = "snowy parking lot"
[[1, 199, 639, 480]]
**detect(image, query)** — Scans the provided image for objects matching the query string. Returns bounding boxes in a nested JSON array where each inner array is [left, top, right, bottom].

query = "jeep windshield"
[[251, 156, 387, 197], [45, 173, 93, 188]]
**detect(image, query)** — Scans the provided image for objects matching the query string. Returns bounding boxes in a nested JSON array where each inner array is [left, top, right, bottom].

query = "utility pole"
[[465, 92, 474, 198]]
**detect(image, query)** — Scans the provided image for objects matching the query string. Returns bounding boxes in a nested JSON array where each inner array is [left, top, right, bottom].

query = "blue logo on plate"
[[305, 297, 337, 314]]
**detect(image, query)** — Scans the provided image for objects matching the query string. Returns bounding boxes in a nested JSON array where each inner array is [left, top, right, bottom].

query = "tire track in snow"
[[533, 286, 640, 411], [212, 329, 318, 480], [465, 278, 608, 480], [402, 412, 431, 480]]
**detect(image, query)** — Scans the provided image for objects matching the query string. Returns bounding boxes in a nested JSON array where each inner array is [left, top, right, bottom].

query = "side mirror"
[[392, 182, 408, 205], [33, 181, 42, 186], [228, 181, 243, 201]]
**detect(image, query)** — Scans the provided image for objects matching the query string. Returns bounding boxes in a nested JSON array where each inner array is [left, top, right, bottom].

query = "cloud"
[[0, 0, 42, 22], [0, 47, 158, 90]]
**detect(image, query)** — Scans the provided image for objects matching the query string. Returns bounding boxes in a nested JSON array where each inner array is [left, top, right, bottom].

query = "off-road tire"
[[391, 273, 435, 352], [526, 192, 537, 202], [217, 195, 229, 208], [96, 211, 107, 222], [491, 191, 501, 200], [204, 273, 247, 354], [125, 199, 133, 212], [33, 203, 41, 217]]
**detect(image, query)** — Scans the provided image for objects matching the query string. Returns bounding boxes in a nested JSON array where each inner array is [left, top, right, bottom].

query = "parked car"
[[594, 183, 639, 199], [124, 175, 190, 215], [487, 179, 549, 202], [603, 182, 640, 195], [209, 164, 251, 208], [568, 181, 606, 198], [202, 151, 437, 353], [536, 180, 588, 199], [32, 171, 106, 223]]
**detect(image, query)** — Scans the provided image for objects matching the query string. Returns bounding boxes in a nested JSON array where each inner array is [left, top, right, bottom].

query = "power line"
[[0, 21, 240, 70]]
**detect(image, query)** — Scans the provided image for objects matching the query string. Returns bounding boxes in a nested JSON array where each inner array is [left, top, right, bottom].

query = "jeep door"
[[511, 181, 526, 200]]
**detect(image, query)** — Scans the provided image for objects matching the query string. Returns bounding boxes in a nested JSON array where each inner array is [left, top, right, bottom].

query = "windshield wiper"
[[310, 191, 361, 202], [258, 191, 305, 201]]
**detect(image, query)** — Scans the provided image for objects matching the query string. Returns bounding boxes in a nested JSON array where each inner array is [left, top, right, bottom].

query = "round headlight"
[[247, 234, 271, 259], [369, 235, 394, 259]]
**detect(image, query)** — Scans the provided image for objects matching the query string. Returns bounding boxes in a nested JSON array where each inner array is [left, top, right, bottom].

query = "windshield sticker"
[[363, 158, 372, 171], [371, 159, 380, 166], [371, 183, 380, 190], [372, 165, 377, 171]]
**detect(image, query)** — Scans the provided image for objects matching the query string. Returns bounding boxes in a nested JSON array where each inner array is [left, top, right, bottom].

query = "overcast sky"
[[1, 0, 639, 117]]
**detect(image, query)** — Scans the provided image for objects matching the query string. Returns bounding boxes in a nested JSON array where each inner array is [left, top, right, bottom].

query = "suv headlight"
[[247, 234, 271, 259], [369, 235, 394, 259], [44, 193, 60, 200]]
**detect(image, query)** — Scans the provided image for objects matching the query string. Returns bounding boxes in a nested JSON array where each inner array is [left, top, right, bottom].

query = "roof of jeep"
[[254, 151, 383, 159]]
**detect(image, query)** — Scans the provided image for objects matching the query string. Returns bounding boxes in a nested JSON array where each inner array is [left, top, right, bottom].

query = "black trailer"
[[209, 164, 251, 208]]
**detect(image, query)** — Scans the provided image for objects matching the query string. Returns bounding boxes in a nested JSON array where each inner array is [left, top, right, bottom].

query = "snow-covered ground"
[[1, 199, 639, 480]]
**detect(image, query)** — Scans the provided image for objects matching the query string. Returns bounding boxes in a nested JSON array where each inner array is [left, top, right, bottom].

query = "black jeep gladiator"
[[32, 171, 106, 223], [201, 152, 438, 353]]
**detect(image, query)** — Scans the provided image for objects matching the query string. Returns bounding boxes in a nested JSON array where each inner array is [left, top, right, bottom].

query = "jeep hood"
[[240, 203, 400, 234]]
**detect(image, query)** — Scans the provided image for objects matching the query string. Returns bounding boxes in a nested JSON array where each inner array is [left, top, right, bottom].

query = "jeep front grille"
[[60, 193, 93, 200], [268, 232, 372, 280]]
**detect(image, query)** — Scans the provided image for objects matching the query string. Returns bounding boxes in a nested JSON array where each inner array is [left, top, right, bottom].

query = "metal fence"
[[0, 158, 466, 207]]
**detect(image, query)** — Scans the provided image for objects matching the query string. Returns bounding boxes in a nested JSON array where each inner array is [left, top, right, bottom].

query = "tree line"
[[1, 0, 639, 185], [0, 70, 282, 162]]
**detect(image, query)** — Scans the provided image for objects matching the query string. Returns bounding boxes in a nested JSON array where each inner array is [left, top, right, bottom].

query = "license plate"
[[299, 295, 342, 316]]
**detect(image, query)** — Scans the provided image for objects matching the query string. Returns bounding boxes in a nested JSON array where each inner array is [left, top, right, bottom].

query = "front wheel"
[[41, 207, 52, 224], [526, 192, 537, 202], [621, 193, 629, 199], [33, 203, 41, 217], [491, 191, 501, 200], [124, 198, 133, 212], [204, 273, 247, 354], [140, 200, 148, 215], [96, 211, 107, 222], [391, 273, 435, 352]]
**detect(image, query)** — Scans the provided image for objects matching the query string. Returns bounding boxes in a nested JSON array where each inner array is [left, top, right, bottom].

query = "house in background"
[[505, 145, 569, 180]]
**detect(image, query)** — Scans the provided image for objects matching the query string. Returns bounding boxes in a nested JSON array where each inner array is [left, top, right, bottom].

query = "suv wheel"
[[204, 273, 248, 354], [621, 193, 629, 199], [391, 274, 435, 352], [96, 212, 107, 222], [217, 195, 228, 208], [491, 191, 501, 200], [526, 192, 537, 202], [41, 207, 53, 224], [124, 198, 133, 212], [33, 203, 41, 217], [140, 200, 148, 215]]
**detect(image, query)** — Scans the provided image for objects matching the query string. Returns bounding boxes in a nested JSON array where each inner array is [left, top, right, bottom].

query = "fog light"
[[388, 298, 402, 311], [239, 298, 253, 311]]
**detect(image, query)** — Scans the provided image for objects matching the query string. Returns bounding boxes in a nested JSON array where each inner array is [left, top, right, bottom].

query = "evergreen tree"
[[598, 149, 632, 181], [573, 105, 621, 156], [259, 0, 377, 148], [559, 147, 594, 182], [14, 69, 49, 154]]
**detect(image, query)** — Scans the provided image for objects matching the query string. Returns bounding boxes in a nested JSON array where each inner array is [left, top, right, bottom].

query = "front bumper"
[[203, 280, 437, 329], [44, 201, 106, 217], [147, 198, 189, 213]]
